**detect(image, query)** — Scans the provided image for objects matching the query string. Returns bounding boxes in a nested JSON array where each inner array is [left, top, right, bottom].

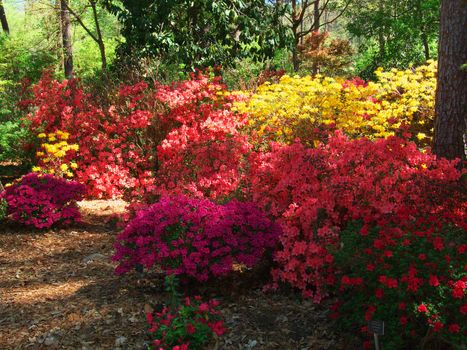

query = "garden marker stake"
[[368, 320, 384, 350]]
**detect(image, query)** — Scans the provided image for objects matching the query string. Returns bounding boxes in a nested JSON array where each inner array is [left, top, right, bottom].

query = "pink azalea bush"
[[113, 195, 281, 281], [248, 132, 465, 302], [1, 172, 85, 229]]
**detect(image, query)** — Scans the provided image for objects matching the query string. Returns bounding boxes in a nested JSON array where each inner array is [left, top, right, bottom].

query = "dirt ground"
[[0, 200, 350, 350]]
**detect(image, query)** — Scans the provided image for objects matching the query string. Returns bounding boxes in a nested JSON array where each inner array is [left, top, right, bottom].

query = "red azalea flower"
[[448, 324, 460, 333], [417, 304, 428, 313]]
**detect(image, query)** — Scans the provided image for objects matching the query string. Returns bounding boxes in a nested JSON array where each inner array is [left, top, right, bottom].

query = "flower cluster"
[[146, 275, 226, 350], [27, 72, 155, 198], [33, 131, 79, 178], [236, 61, 436, 147], [27, 72, 250, 200], [1, 172, 85, 229], [113, 195, 281, 281], [152, 73, 251, 200], [331, 222, 466, 349], [248, 132, 465, 302]]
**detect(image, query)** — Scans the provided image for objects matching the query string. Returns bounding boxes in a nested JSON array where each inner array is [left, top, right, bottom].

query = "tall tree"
[[433, 0, 467, 162], [103, 0, 291, 69], [0, 0, 9, 34], [63, 0, 107, 70], [284, 0, 352, 71], [60, 0, 74, 78]]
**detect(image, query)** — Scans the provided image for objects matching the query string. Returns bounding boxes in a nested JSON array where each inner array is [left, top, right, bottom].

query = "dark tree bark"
[[433, 0, 467, 163], [60, 0, 74, 78], [313, 0, 320, 31], [0, 0, 10, 34]]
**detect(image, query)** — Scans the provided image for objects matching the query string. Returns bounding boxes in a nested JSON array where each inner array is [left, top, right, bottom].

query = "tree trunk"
[[313, 0, 320, 31], [60, 0, 73, 78], [90, 0, 107, 70], [0, 0, 9, 34], [433, 0, 467, 163], [292, 33, 300, 71], [421, 31, 430, 60]]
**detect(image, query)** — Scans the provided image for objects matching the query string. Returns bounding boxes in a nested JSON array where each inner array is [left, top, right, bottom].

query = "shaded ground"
[[0, 200, 348, 349]]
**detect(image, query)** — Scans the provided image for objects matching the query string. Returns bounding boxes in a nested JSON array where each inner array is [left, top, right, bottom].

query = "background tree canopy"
[[103, 0, 292, 69]]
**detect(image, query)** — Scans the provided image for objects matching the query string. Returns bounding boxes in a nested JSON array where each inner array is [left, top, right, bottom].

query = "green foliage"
[[0, 121, 31, 162], [103, 0, 292, 69], [0, 197, 7, 222], [345, 0, 439, 79], [331, 221, 466, 349]]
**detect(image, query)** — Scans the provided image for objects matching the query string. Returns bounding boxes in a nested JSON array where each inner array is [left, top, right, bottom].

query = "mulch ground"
[[0, 200, 351, 350]]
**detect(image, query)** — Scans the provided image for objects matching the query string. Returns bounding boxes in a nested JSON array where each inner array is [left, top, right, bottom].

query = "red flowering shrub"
[[152, 74, 251, 200], [331, 222, 466, 349], [146, 275, 225, 350], [27, 71, 250, 201], [27, 72, 155, 198], [112, 195, 281, 281], [248, 132, 465, 302], [1, 172, 85, 229]]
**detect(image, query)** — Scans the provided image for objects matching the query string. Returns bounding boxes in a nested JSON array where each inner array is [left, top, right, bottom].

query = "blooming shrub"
[[27, 72, 155, 198], [33, 131, 79, 177], [152, 74, 251, 200], [236, 61, 436, 146], [113, 195, 280, 281], [248, 133, 465, 301], [374, 60, 436, 147], [1, 172, 85, 229], [331, 222, 466, 349], [28, 71, 250, 200], [146, 275, 225, 350]]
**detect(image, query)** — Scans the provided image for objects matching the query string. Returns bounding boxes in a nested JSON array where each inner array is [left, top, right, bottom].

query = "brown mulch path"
[[0, 200, 348, 350]]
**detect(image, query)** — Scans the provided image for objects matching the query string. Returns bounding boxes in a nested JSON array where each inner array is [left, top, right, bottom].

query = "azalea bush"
[[146, 275, 225, 350], [236, 61, 436, 147], [33, 130, 79, 178], [113, 195, 281, 281], [27, 71, 250, 200], [27, 72, 155, 198], [1, 172, 85, 229], [248, 132, 465, 302], [149, 73, 250, 201], [331, 222, 466, 350]]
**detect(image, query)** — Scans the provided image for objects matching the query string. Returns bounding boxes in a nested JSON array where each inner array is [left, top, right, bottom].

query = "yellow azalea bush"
[[374, 60, 436, 146], [236, 60, 436, 146], [34, 131, 79, 178]]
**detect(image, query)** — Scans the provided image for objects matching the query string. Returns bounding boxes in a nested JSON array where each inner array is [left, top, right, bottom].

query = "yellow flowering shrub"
[[236, 61, 436, 146], [34, 131, 79, 178], [373, 60, 436, 146]]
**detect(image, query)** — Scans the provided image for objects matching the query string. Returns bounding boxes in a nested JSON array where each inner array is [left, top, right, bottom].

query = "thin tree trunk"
[[416, 0, 430, 60], [0, 0, 9, 34], [313, 0, 320, 31], [433, 0, 467, 162], [421, 31, 430, 60], [292, 33, 300, 71], [90, 0, 107, 70], [60, 0, 73, 78]]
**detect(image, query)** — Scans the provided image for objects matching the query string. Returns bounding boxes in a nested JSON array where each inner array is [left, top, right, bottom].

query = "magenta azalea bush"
[[113, 195, 281, 281], [1, 172, 85, 229]]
